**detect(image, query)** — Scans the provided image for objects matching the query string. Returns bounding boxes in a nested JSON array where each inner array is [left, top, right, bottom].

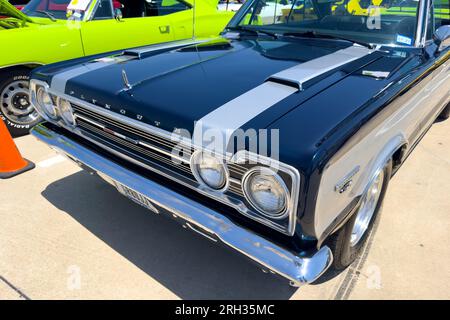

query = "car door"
[[80, 0, 189, 56]]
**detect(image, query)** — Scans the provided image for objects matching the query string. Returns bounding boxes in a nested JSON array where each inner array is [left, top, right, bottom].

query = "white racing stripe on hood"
[[193, 45, 374, 155], [193, 82, 297, 153], [51, 61, 113, 93], [49, 39, 207, 94]]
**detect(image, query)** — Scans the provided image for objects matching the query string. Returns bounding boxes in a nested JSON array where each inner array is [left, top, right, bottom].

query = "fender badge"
[[335, 166, 360, 194]]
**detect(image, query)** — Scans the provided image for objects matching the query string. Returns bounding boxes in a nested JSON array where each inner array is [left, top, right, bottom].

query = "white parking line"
[[37, 155, 67, 168]]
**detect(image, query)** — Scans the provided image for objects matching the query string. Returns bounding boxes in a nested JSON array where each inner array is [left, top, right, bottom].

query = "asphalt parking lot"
[[0, 119, 449, 300]]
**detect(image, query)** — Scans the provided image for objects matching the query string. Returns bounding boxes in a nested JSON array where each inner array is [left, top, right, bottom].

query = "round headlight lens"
[[243, 168, 288, 218], [191, 152, 227, 190], [36, 86, 57, 119], [58, 98, 75, 126]]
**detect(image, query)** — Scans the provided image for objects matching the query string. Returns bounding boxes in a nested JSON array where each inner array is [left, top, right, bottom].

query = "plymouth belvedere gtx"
[[0, 0, 233, 136], [29, 0, 449, 286]]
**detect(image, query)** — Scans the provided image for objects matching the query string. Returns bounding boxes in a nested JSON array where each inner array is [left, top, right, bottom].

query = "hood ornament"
[[122, 69, 132, 90]]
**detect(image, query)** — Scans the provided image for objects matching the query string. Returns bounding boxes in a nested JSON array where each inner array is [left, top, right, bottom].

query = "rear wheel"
[[0, 68, 42, 137], [328, 160, 392, 270], [438, 102, 450, 120]]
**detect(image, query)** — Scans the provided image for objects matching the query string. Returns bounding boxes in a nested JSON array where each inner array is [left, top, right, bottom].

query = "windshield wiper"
[[225, 26, 279, 39], [282, 31, 375, 49], [35, 11, 57, 22]]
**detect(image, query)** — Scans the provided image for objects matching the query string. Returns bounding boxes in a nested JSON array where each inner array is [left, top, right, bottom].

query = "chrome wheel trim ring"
[[0, 80, 39, 125], [350, 170, 384, 247]]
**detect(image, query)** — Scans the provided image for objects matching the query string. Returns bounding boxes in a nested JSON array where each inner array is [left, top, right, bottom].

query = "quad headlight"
[[190, 151, 228, 191], [57, 97, 75, 127], [243, 167, 289, 219], [35, 86, 57, 119]]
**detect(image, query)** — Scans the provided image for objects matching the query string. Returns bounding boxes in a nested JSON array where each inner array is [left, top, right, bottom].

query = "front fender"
[[313, 131, 407, 242]]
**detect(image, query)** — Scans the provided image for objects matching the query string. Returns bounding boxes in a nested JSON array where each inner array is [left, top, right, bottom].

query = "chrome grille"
[[72, 104, 181, 154], [71, 103, 246, 197], [77, 120, 193, 175]]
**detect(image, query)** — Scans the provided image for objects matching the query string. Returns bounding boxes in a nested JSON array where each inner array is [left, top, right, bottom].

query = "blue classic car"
[[29, 0, 449, 286]]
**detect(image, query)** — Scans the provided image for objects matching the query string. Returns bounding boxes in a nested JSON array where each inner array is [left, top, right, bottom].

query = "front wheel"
[[0, 67, 42, 137], [327, 160, 392, 270]]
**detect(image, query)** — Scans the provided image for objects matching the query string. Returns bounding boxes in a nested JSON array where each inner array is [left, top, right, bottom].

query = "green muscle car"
[[0, 0, 233, 135]]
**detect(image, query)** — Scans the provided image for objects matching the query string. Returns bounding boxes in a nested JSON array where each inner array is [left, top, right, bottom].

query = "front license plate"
[[114, 182, 159, 214]]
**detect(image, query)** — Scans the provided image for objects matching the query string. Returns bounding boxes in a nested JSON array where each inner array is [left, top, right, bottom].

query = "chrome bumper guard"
[[31, 124, 333, 286]]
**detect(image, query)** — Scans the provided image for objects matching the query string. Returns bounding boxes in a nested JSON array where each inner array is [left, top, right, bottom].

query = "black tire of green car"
[[438, 102, 450, 120], [0, 67, 42, 137], [327, 159, 392, 270]]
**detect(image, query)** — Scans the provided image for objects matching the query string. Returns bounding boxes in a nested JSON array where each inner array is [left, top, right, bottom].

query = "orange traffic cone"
[[0, 120, 35, 179]]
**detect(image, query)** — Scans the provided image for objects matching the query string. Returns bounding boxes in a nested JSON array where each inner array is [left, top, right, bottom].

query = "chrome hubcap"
[[350, 170, 384, 247], [0, 80, 39, 125]]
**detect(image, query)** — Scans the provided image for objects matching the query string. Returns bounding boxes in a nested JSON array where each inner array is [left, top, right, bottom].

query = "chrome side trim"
[[31, 123, 333, 286]]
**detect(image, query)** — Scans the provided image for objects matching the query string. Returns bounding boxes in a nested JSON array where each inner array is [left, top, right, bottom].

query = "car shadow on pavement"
[[41, 170, 298, 299]]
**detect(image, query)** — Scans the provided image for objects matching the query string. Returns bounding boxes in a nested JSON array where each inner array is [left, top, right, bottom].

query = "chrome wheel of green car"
[[0, 79, 39, 126]]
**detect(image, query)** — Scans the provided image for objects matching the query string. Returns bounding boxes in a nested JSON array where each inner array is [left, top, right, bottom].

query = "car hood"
[[41, 38, 382, 130], [0, 0, 32, 22]]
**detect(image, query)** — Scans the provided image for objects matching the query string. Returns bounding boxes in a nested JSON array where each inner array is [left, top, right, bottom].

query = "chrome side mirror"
[[433, 25, 450, 53], [114, 8, 123, 21]]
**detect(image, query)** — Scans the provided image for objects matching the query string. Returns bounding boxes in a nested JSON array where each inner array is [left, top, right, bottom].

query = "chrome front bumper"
[[31, 124, 333, 287]]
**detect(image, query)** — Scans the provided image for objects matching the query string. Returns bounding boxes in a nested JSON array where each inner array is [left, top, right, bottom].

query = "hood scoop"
[[268, 45, 375, 90], [122, 39, 211, 59]]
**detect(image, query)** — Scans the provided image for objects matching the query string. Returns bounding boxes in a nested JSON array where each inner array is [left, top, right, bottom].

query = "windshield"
[[232, 0, 423, 46], [22, 0, 83, 20]]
